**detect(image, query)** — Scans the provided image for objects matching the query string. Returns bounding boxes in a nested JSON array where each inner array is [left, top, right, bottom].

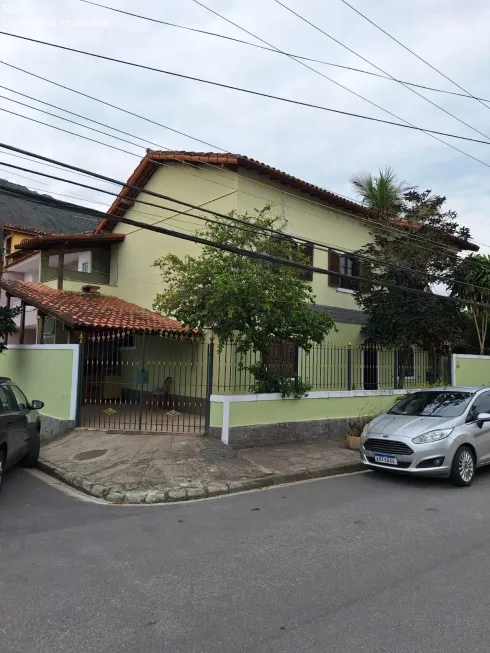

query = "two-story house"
[[0, 152, 477, 431]]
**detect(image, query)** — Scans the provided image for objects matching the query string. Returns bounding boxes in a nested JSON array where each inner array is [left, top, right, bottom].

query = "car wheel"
[[450, 446, 475, 487], [20, 432, 40, 468], [0, 448, 6, 493]]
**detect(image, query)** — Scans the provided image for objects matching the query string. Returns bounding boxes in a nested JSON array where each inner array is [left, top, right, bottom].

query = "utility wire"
[[339, 0, 490, 113], [272, 0, 490, 141], [1, 152, 489, 296], [1, 30, 489, 147], [194, 0, 490, 144], [2, 96, 484, 261], [2, 63, 486, 256], [79, 0, 490, 105], [1, 183, 488, 310]]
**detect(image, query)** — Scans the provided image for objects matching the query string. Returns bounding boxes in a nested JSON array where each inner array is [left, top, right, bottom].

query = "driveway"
[[3, 467, 490, 652]]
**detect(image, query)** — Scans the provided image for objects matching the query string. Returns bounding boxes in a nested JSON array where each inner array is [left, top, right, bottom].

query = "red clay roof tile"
[[0, 280, 188, 333]]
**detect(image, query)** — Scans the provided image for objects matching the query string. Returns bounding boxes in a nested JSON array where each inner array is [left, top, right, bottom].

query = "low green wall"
[[210, 401, 223, 428], [454, 355, 490, 388], [0, 346, 77, 420], [228, 394, 398, 427]]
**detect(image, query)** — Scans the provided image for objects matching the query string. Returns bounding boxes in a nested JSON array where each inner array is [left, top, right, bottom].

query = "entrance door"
[[363, 347, 378, 390]]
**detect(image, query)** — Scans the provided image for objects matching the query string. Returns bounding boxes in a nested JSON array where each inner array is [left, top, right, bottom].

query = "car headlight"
[[412, 428, 453, 444], [361, 424, 370, 439]]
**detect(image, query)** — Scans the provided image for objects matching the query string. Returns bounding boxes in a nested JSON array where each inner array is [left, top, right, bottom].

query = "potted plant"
[[345, 412, 377, 450]]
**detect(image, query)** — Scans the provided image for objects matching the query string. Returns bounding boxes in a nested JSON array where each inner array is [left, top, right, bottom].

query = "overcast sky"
[[1, 0, 489, 252]]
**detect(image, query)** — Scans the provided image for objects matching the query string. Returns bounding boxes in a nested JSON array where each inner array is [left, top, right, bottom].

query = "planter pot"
[[345, 434, 360, 450]]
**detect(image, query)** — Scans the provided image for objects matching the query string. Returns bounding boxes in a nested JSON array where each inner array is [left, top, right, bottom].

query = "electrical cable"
[[338, 0, 490, 113], [0, 83, 484, 261], [1, 183, 488, 309], [1, 30, 489, 146], [78, 0, 490, 104], [1, 60, 486, 255], [272, 0, 490, 140], [1, 156, 488, 296]]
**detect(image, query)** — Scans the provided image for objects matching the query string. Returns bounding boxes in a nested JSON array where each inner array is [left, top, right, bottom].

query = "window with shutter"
[[299, 242, 314, 282], [328, 250, 340, 287]]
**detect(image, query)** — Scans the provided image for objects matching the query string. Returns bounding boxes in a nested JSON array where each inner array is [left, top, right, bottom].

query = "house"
[[0, 152, 478, 432]]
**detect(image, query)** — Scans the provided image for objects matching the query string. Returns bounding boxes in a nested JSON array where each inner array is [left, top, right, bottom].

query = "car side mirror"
[[477, 413, 490, 428], [29, 399, 44, 411]]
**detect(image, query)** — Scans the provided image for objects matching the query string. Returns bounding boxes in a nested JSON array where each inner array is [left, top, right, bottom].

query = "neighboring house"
[[0, 178, 99, 343]]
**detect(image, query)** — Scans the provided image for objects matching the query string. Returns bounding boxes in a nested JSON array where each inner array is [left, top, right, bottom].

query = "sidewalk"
[[39, 429, 363, 504]]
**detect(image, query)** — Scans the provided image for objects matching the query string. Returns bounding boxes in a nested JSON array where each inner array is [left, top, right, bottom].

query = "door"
[[0, 385, 25, 466], [465, 391, 490, 464], [5, 384, 30, 461], [363, 347, 378, 390]]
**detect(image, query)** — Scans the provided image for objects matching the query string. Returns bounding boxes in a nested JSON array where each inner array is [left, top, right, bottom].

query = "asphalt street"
[[3, 466, 490, 653]]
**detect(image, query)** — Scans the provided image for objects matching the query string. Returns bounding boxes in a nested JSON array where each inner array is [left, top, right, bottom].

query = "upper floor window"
[[328, 250, 360, 290], [48, 251, 92, 273]]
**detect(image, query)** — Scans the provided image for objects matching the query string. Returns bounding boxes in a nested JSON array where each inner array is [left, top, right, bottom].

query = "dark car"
[[0, 377, 44, 491]]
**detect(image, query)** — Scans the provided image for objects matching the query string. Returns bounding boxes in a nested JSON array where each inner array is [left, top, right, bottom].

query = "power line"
[[338, 0, 490, 113], [1, 153, 489, 296], [195, 0, 490, 145], [2, 95, 484, 261], [1, 182, 489, 310], [1, 30, 490, 147], [79, 0, 490, 105], [3, 63, 486, 257], [271, 0, 490, 144]]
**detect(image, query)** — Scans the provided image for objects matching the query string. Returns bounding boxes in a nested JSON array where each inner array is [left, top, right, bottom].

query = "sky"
[[0, 0, 490, 252]]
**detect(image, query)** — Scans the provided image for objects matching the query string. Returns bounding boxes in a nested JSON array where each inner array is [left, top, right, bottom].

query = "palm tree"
[[450, 254, 490, 355], [350, 167, 413, 216]]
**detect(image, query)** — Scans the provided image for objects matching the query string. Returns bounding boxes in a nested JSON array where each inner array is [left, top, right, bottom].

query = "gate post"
[[75, 334, 85, 427], [204, 339, 215, 435], [347, 342, 353, 391]]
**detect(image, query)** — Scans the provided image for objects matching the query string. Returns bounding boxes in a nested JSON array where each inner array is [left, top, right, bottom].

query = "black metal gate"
[[78, 330, 212, 433]]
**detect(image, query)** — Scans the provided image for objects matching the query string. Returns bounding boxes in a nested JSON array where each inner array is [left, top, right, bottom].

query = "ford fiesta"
[[360, 387, 490, 487]]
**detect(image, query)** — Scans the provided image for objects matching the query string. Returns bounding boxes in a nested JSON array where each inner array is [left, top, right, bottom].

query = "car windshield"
[[388, 391, 473, 418]]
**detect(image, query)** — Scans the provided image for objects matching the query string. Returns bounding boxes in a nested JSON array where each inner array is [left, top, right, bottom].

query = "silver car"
[[360, 387, 490, 486]]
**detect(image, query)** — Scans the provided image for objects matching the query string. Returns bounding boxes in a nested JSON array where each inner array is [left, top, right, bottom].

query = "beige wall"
[[110, 162, 239, 311], [237, 170, 373, 311], [106, 162, 373, 316]]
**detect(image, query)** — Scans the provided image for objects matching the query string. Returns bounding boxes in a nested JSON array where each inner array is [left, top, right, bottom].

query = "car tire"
[[20, 432, 40, 468], [450, 446, 475, 487], [0, 448, 6, 493]]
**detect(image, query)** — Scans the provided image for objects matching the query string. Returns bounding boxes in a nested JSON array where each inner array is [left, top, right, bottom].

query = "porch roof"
[[16, 232, 125, 252], [0, 279, 189, 333]]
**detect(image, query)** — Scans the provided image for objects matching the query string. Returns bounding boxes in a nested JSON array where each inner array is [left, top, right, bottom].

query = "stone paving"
[[39, 429, 362, 503]]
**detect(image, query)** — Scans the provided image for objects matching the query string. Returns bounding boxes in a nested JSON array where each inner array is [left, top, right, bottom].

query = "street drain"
[[73, 449, 108, 461]]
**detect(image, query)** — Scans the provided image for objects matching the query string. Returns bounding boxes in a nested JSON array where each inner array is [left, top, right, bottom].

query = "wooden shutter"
[[328, 250, 340, 287], [300, 243, 314, 282]]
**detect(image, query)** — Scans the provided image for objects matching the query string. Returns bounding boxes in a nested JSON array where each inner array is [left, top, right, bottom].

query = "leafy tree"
[[353, 188, 470, 381], [0, 305, 21, 353], [351, 166, 413, 216], [448, 254, 490, 354], [152, 206, 335, 394]]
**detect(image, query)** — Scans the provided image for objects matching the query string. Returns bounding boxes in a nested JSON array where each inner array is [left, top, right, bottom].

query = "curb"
[[37, 458, 365, 504]]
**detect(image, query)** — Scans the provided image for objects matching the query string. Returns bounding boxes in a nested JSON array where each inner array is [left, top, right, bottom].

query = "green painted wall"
[[454, 356, 490, 387], [0, 347, 75, 419], [228, 394, 399, 427], [210, 401, 223, 428]]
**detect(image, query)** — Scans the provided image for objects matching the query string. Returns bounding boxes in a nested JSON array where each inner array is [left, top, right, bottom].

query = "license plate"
[[374, 453, 398, 465]]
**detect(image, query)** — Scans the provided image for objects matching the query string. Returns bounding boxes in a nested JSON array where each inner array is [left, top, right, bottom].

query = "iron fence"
[[212, 342, 451, 393], [78, 330, 211, 433]]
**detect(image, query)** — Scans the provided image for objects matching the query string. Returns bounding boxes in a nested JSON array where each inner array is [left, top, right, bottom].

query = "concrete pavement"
[[4, 466, 490, 652], [39, 429, 362, 502]]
